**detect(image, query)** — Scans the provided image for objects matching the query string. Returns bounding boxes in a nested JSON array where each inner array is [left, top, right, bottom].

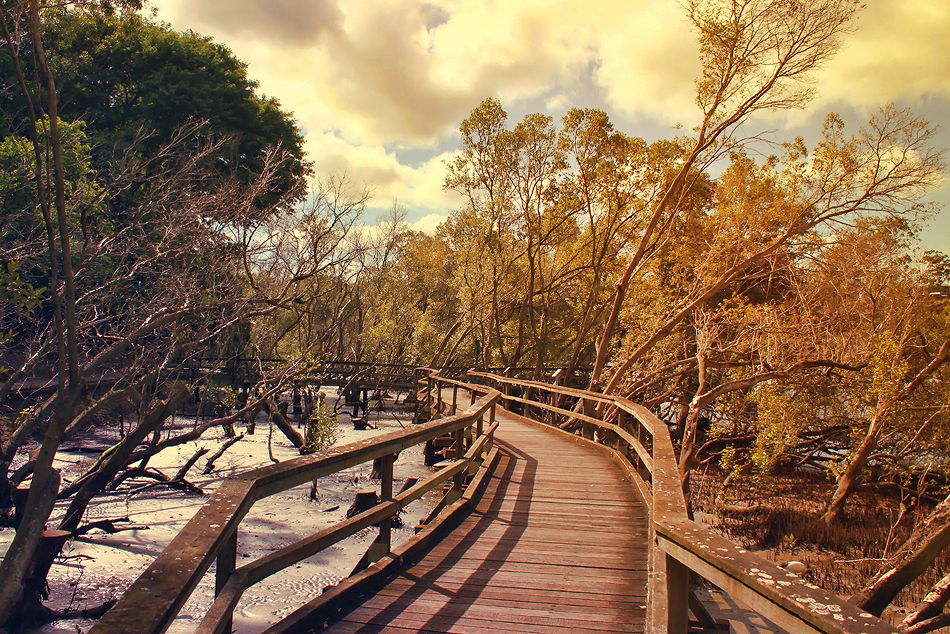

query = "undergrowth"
[[691, 467, 950, 615]]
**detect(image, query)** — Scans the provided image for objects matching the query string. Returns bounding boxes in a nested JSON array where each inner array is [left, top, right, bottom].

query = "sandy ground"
[[0, 389, 437, 634]]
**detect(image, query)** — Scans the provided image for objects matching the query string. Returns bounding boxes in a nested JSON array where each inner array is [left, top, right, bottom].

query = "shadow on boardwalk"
[[318, 411, 649, 633]]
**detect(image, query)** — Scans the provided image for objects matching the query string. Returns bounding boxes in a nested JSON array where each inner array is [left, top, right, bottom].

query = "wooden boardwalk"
[[318, 411, 650, 633]]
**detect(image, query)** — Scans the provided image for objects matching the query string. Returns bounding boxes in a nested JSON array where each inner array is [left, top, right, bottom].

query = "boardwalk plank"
[[318, 408, 649, 633], [375, 580, 647, 608], [353, 594, 646, 623], [336, 609, 641, 634]]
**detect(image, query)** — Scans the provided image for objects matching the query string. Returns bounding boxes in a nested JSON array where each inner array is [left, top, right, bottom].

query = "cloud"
[[420, 3, 451, 31], [150, 0, 950, 146], [188, 0, 344, 47], [301, 132, 464, 214], [409, 212, 448, 235], [148, 0, 949, 235], [317, 5, 475, 143], [591, 1, 700, 125], [816, 1, 950, 109]]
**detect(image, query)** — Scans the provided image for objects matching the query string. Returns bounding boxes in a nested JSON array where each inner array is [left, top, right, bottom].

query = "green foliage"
[[749, 383, 808, 477], [0, 261, 46, 355], [867, 331, 909, 405], [0, 262, 45, 314], [3, 8, 308, 213], [302, 405, 338, 454], [719, 444, 739, 476], [0, 117, 96, 228]]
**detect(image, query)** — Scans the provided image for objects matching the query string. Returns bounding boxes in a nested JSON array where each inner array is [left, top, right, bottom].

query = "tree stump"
[[346, 490, 379, 518], [345, 490, 402, 527]]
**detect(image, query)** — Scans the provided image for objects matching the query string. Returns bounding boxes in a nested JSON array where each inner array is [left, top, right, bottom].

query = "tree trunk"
[[901, 571, 950, 633], [0, 469, 60, 626], [821, 416, 882, 525], [851, 492, 950, 617], [262, 398, 305, 449], [15, 390, 189, 623]]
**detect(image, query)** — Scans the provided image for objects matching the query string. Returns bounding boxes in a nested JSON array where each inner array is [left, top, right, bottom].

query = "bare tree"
[[0, 5, 369, 626], [590, 0, 863, 391]]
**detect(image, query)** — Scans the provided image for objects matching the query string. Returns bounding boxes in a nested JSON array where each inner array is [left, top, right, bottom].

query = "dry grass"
[[691, 468, 950, 621]]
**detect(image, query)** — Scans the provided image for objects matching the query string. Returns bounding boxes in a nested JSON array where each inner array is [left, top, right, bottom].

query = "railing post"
[[427, 373, 433, 418], [453, 427, 466, 493], [358, 453, 396, 569], [216, 528, 237, 633], [437, 380, 443, 415], [452, 385, 458, 414], [378, 453, 395, 555], [666, 553, 690, 634]]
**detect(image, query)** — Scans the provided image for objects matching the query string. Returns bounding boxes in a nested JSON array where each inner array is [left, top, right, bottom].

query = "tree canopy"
[[1, 7, 308, 212]]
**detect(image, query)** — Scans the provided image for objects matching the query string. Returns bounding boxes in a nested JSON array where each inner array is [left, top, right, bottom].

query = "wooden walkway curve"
[[89, 371, 895, 634], [317, 410, 650, 633]]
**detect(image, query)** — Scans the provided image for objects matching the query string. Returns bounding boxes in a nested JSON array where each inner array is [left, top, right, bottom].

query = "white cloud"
[[149, 0, 950, 145], [147, 0, 949, 235], [817, 1, 950, 109], [409, 212, 448, 235], [301, 132, 464, 215], [590, 1, 701, 125], [189, 0, 344, 47]]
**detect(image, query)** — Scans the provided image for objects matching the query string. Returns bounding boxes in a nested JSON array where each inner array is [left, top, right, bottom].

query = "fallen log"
[[262, 398, 305, 449]]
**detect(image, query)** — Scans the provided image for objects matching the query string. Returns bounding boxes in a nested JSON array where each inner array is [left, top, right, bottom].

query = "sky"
[[147, 0, 950, 254]]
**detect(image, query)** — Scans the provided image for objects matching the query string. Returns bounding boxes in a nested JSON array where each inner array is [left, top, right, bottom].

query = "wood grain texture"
[[319, 410, 649, 633]]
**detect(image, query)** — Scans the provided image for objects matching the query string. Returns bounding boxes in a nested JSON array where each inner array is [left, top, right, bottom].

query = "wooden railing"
[[91, 373, 501, 634], [467, 371, 898, 634]]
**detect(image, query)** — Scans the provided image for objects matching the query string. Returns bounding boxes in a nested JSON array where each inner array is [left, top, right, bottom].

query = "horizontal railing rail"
[[91, 373, 501, 634], [467, 371, 897, 634]]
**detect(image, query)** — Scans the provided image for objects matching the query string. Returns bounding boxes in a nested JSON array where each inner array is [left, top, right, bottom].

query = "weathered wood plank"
[[357, 593, 646, 625], [376, 580, 647, 608], [341, 603, 644, 631], [320, 409, 649, 633], [336, 609, 638, 634]]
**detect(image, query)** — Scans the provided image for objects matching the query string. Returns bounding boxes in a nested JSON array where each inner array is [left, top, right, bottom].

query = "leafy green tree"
[[0, 3, 325, 627], [2, 7, 308, 213], [591, 0, 864, 393]]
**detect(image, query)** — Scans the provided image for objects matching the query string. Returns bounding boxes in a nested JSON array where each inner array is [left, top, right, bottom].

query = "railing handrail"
[[468, 371, 897, 634], [92, 375, 501, 634]]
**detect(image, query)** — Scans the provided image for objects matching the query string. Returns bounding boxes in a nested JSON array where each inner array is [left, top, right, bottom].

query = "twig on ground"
[[204, 433, 245, 473], [174, 447, 209, 481]]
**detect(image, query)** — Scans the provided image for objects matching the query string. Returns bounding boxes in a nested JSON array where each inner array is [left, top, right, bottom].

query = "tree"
[[0, 3, 345, 627], [444, 101, 657, 374], [591, 0, 863, 393], [1, 5, 308, 213], [604, 105, 943, 462], [555, 109, 650, 378]]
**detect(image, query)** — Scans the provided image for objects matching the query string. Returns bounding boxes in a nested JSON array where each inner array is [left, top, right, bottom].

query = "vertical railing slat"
[[215, 529, 237, 633]]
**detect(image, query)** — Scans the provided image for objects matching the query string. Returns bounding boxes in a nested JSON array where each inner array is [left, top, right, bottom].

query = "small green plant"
[[302, 405, 338, 454], [0, 261, 46, 355], [782, 532, 798, 555]]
